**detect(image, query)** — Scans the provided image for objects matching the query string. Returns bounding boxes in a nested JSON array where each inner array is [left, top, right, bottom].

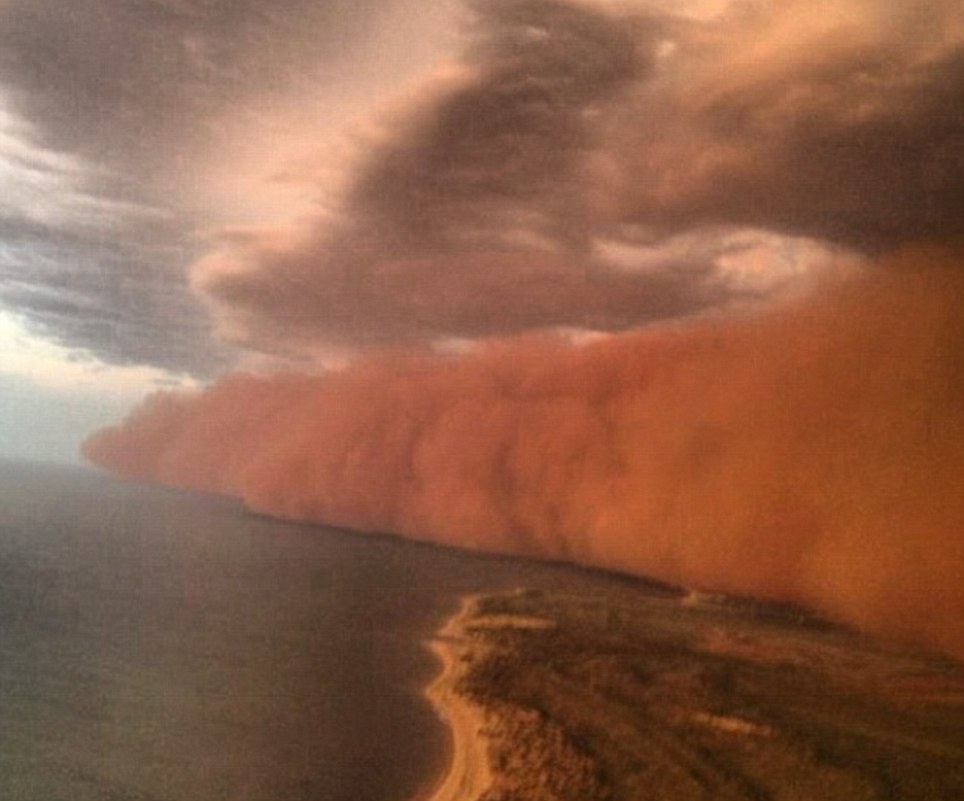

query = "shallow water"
[[0, 461, 590, 801]]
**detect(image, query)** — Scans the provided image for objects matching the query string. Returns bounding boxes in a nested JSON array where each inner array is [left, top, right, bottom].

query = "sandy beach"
[[419, 595, 494, 801], [418, 592, 583, 801]]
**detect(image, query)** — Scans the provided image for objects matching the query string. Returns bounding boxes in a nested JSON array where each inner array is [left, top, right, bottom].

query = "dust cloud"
[[85, 245, 964, 658]]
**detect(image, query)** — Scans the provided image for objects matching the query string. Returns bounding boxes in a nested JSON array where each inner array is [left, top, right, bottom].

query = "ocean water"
[[0, 461, 583, 801]]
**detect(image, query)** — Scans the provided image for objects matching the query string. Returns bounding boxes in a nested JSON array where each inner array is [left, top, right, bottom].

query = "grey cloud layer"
[[0, 215, 226, 373], [344, 0, 646, 256], [196, 0, 964, 355], [0, 0, 389, 190], [611, 0, 964, 249], [0, 0, 402, 372], [196, 0, 741, 352], [3, 0, 963, 366], [0, 102, 219, 372]]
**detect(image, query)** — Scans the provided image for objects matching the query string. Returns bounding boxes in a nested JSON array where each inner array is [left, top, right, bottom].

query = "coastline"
[[414, 585, 964, 801], [418, 594, 494, 801], [416, 591, 583, 801]]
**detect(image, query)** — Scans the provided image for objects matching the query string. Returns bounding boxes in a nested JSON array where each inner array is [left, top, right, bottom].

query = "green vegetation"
[[455, 587, 964, 801]]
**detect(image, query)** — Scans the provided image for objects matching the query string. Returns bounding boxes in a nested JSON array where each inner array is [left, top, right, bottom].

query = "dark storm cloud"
[[5, 0, 963, 365], [0, 100, 225, 374], [195, 0, 752, 353], [0, 0, 397, 371], [610, 0, 964, 250], [343, 0, 648, 255], [194, 0, 964, 356], [0, 0, 389, 190], [0, 218, 227, 374]]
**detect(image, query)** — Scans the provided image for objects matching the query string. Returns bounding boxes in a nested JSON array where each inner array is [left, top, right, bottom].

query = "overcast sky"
[[1, 0, 962, 461]]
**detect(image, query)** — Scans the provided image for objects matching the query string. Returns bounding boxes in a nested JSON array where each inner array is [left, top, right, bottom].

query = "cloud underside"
[[1, 0, 962, 363], [0, 0, 409, 372], [194, 0, 964, 354]]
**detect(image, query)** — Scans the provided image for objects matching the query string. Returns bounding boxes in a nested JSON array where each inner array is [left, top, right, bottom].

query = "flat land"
[[425, 585, 964, 801]]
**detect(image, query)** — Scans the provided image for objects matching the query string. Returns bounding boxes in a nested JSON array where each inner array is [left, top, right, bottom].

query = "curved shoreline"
[[417, 594, 494, 801], [414, 585, 964, 801]]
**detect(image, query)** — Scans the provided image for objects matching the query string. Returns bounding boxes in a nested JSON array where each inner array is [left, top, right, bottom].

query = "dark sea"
[[0, 460, 589, 801]]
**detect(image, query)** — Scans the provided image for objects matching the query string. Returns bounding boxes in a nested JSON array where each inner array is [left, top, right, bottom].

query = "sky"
[[0, 0, 927, 459], [4, 1, 964, 653]]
